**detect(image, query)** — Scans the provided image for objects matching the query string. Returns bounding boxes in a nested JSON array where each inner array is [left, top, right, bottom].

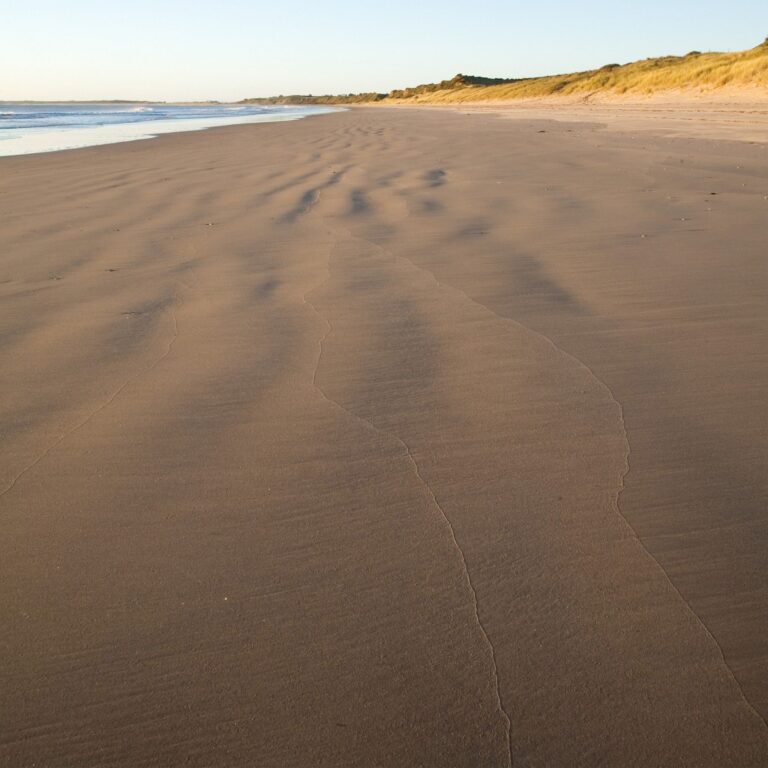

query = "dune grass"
[[403, 40, 768, 103], [243, 40, 768, 106]]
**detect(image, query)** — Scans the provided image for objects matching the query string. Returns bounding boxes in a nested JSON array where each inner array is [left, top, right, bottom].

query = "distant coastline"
[[0, 100, 229, 106]]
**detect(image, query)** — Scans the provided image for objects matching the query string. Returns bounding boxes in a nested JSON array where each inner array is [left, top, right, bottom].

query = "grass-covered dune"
[[414, 39, 768, 103], [243, 39, 768, 105]]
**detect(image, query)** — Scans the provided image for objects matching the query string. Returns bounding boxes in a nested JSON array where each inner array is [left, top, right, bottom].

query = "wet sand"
[[1, 105, 767, 766]]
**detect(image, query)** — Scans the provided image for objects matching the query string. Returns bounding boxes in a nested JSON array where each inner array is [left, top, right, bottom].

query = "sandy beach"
[[1, 104, 767, 766]]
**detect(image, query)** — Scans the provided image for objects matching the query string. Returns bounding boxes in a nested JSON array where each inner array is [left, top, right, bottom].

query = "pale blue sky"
[[2, 1, 766, 101]]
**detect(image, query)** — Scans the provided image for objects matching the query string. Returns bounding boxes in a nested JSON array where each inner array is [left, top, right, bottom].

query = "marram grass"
[[242, 40, 768, 106], [399, 40, 768, 103]]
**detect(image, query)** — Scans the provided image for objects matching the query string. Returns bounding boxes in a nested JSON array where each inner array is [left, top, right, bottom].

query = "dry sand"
[[1, 104, 767, 766]]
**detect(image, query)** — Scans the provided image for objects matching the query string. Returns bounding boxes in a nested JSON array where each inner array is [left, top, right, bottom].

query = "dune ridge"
[[244, 39, 768, 105]]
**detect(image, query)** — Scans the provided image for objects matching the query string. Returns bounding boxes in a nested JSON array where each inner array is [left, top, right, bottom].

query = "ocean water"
[[0, 103, 337, 157]]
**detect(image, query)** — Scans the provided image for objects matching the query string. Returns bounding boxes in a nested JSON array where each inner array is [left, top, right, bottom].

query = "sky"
[[2, 1, 767, 102]]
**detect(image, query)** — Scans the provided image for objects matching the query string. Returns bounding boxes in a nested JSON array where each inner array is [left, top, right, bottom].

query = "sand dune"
[[1, 106, 767, 766]]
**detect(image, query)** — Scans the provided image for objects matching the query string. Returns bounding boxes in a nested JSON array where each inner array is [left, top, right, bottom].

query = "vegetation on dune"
[[386, 73, 518, 99], [419, 39, 768, 103], [243, 92, 387, 105], [242, 40, 768, 106], [240, 75, 515, 105]]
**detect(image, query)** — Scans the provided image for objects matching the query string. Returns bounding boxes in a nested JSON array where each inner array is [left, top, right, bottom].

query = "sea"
[[0, 103, 336, 157]]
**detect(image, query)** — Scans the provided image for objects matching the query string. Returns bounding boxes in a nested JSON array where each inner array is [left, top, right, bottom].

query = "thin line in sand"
[[357, 229, 768, 734], [302, 224, 514, 767]]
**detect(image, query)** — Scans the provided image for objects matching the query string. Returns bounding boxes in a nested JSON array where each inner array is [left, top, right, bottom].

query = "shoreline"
[[0, 104, 341, 158]]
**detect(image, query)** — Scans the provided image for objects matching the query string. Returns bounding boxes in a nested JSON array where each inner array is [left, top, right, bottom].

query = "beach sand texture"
[[1, 106, 767, 766]]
